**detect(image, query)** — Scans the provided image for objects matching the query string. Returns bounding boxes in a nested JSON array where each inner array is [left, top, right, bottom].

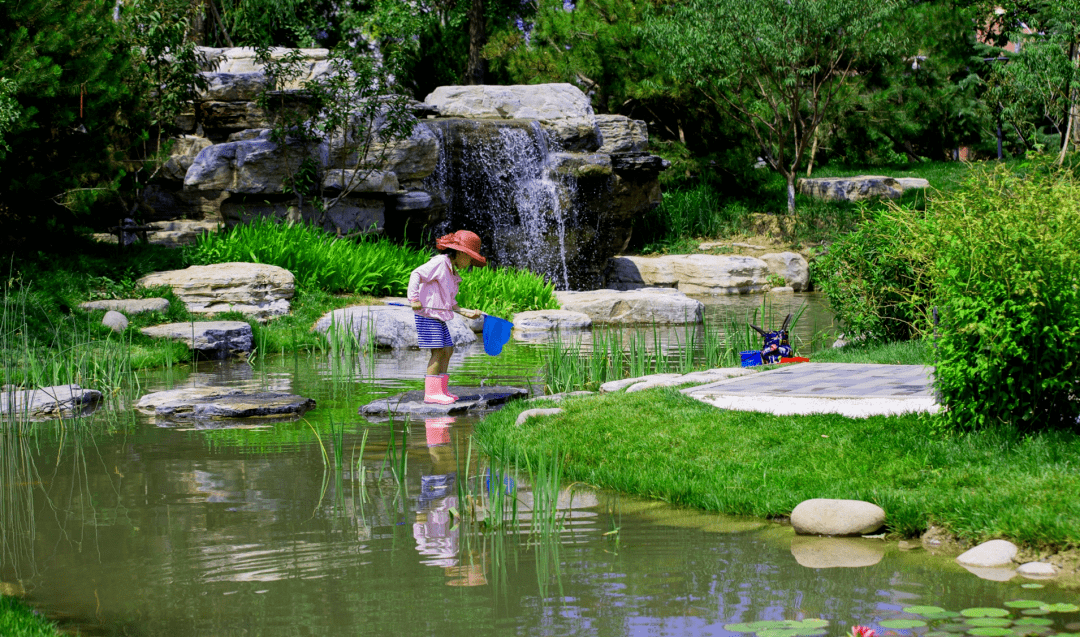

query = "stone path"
[[682, 363, 938, 418]]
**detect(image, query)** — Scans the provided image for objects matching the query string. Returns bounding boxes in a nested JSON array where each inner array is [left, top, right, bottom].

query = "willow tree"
[[648, 0, 902, 213]]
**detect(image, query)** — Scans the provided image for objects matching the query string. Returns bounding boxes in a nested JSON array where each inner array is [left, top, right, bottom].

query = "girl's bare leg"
[[427, 346, 453, 375]]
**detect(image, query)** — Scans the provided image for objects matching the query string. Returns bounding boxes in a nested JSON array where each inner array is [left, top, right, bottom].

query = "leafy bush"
[[810, 207, 930, 342], [186, 219, 430, 297], [917, 160, 1080, 432]]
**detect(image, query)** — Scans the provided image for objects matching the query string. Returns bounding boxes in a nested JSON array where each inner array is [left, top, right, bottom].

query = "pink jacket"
[[407, 254, 461, 322]]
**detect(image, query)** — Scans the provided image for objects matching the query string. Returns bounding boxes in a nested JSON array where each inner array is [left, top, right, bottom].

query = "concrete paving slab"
[[682, 363, 938, 418]]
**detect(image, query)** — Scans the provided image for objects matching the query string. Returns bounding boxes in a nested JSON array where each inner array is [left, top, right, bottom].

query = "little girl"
[[407, 230, 486, 404]]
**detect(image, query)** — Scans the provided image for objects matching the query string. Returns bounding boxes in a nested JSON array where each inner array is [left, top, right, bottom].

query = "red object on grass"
[[780, 357, 810, 364]]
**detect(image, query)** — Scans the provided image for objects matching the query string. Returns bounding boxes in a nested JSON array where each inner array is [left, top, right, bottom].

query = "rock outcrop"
[[797, 175, 929, 202], [606, 255, 769, 294], [137, 263, 294, 320], [759, 252, 810, 291], [136, 386, 315, 424], [157, 49, 667, 289]]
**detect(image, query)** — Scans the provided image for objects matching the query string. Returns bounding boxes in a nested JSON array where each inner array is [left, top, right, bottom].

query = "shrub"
[[810, 206, 930, 342], [457, 265, 559, 319], [919, 160, 1080, 432]]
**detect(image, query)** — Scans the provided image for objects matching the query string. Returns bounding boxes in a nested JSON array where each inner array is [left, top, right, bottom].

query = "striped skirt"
[[414, 314, 453, 349]]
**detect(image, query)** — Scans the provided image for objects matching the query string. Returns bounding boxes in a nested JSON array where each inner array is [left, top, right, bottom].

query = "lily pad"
[[1019, 584, 1044, 589], [1040, 603, 1079, 613], [880, 620, 929, 629], [1020, 609, 1050, 616], [1011, 626, 1050, 635], [1005, 601, 1045, 609], [963, 609, 1012, 619], [966, 628, 1014, 637], [905, 606, 949, 616], [756, 630, 800, 637], [926, 632, 956, 637], [1013, 618, 1053, 626], [967, 618, 1012, 627], [939, 623, 973, 633], [723, 623, 759, 633], [796, 619, 830, 628]]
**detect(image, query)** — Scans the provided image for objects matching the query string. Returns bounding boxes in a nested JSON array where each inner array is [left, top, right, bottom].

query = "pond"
[[3, 293, 1078, 636]]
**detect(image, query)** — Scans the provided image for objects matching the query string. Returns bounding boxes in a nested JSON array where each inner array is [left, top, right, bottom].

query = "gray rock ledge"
[[140, 321, 253, 358], [137, 386, 315, 424]]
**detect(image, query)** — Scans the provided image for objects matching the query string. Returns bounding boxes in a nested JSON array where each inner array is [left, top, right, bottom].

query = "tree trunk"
[[466, 0, 487, 85], [188, 0, 207, 46], [1057, 43, 1080, 166], [806, 129, 819, 177], [786, 172, 796, 214]]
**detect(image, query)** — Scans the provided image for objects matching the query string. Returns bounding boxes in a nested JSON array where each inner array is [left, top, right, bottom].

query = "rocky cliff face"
[[160, 48, 668, 289]]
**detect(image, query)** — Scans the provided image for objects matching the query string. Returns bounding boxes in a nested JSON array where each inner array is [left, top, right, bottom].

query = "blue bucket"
[[740, 350, 762, 367], [482, 314, 513, 356]]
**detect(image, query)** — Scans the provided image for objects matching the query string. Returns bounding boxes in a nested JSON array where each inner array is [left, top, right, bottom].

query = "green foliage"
[[811, 206, 930, 342], [0, 596, 59, 637], [217, 0, 330, 47], [0, 0, 141, 239], [457, 265, 558, 319], [647, 0, 904, 212], [918, 160, 1080, 431], [187, 218, 430, 296]]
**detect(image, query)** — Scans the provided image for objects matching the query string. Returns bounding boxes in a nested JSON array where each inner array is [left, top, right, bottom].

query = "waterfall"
[[424, 119, 575, 289]]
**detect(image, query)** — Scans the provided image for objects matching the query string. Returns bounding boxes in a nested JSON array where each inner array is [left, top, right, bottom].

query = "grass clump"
[[0, 596, 60, 637], [475, 388, 1080, 549]]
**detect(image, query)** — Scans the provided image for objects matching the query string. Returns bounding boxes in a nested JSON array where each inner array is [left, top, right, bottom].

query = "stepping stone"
[[78, 298, 170, 314], [137, 386, 315, 424], [140, 321, 253, 358], [0, 384, 102, 420], [361, 385, 528, 417], [137, 262, 294, 320], [511, 309, 592, 332]]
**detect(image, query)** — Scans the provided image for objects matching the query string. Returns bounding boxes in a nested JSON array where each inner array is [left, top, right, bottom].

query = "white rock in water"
[[955, 539, 1018, 568], [791, 499, 886, 536]]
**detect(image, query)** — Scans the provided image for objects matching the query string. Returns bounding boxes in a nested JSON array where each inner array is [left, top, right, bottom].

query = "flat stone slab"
[[600, 368, 751, 393], [606, 255, 768, 295], [511, 309, 592, 332], [683, 363, 938, 418], [555, 288, 703, 324], [140, 321, 253, 357], [0, 384, 102, 420], [361, 385, 528, 417], [137, 387, 315, 423], [79, 298, 170, 314], [137, 262, 294, 320]]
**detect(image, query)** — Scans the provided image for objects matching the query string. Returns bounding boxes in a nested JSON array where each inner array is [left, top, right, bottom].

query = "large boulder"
[[790, 499, 886, 536], [759, 252, 810, 291], [137, 263, 294, 320], [555, 288, 704, 324], [606, 255, 769, 295], [184, 136, 304, 194], [161, 135, 213, 182], [423, 84, 602, 151], [0, 384, 102, 420], [140, 321, 254, 358], [511, 309, 592, 332], [313, 305, 476, 349]]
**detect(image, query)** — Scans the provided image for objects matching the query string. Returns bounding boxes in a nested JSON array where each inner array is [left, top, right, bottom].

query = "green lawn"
[[476, 339, 1080, 550]]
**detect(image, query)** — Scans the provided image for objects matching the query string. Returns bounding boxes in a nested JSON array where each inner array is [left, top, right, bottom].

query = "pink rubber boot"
[[439, 374, 459, 400], [424, 375, 456, 405]]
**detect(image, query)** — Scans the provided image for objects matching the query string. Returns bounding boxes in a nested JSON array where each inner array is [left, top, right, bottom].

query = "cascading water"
[[424, 119, 575, 289]]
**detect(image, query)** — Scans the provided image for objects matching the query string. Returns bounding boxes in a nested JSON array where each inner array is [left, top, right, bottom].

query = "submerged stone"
[[361, 385, 528, 417]]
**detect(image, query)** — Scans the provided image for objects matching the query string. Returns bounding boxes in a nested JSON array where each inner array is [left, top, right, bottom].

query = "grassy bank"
[[0, 596, 60, 637], [477, 339, 1080, 551]]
